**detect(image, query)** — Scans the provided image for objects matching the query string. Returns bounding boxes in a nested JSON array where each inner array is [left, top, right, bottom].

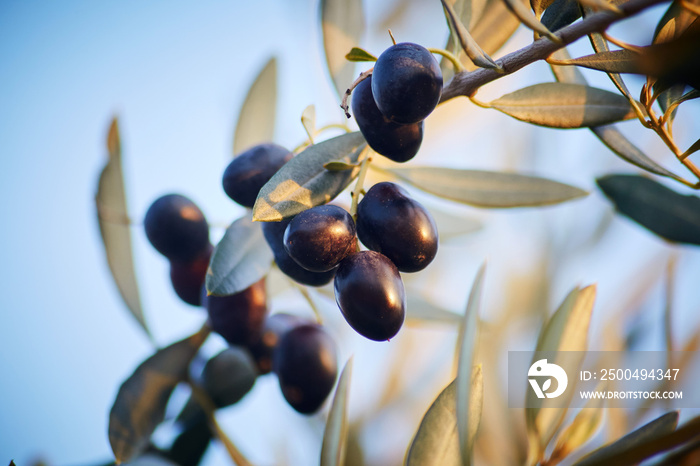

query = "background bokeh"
[[2, 1, 700, 465]]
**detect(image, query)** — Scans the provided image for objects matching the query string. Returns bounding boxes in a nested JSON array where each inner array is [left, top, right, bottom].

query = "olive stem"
[[350, 150, 372, 220], [290, 280, 324, 324], [340, 68, 373, 119], [188, 378, 253, 466], [388, 29, 397, 45], [427, 48, 466, 72]]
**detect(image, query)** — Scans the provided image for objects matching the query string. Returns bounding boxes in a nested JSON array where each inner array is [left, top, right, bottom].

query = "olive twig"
[[188, 377, 253, 466], [340, 68, 373, 119]]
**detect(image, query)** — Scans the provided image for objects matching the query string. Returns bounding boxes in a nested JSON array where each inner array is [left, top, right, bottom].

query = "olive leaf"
[[252, 132, 367, 222], [531, 0, 556, 18], [582, 8, 636, 103], [405, 367, 483, 466], [321, 0, 365, 99], [109, 327, 210, 463], [597, 174, 700, 246], [378, 166, 587, 208], [653, 0, 697, 44], [233, 57, 277, 155], [549, 391, 605, 462], [456, 265, 485, 465], [553, 49, 641, 74], [441, 0, 520, 77], [684, 138, 700, 159], [96, 117, 151, 340], [301, 104, 316, 141], [441, 0, 501, 70], [405, 293, 462, 325], [541, 0, 582, 32], [574, 411, 681, 465], [345, 47, 376, 62], [526, 285, 596, 460], [503, 0, 559, 41], [550, 49, 684, 181], [321, 357, 353, 466], [206, 215, 273, 296], [489, 82, 635, 128], [324, 161, 360, 171]]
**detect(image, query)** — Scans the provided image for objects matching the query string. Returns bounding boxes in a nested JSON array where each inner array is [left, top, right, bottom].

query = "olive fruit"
[[222, 143, 293, 208], [283, 205, 357, 273], [144, 194, 210, 262], [169, 243, 213, 306], [356, 182, 438, 273], [273, 324, 338, 414], [202, 347, 258, 408], [248, 313, 306, 375], [334, 251, 406, 341], [205, 278, 268, 346], [371, 42, 443, 124], [261, 218, 336, 286], [352, 75, 424, 163]]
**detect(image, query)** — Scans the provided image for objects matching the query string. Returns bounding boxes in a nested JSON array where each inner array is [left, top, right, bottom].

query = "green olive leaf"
[[109, 327, 210, 463], [591, 125, 684, 181], [321, 357, 353, 466], [597, 174, 700, 246], [345, 47, 376, 62], [550, 49, 684, 182], [456, 265, 485, 465], [554, 49, 642, 74], [321, 0, 365, 99], [526, 285, 596, 460], [206, 215, 273, 296], [574, 411, 681, 466], [503, 0, 559, 41], [96, 117, 151, 340], [655, 84, 685, 123], [442, 0, 520, 77], [441, 0, 501, 70], [252, 132, 367, 222], [406, 367, 483, 466], [541, 0, 582, 32], [378, 165, 587, 208], [582, 9, 635, 102], [233, 57, 277, 155], [489, 82, 635, 128]]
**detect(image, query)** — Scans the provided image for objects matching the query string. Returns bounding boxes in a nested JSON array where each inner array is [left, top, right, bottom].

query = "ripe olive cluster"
[[140, 41, 442, 414], [352, 42, 442, 163], [144, 187, 338, 415]]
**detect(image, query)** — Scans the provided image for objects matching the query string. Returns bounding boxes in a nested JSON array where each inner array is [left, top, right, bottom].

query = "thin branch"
[[340, 68, 373, 119], [440, 0, 668, 102]]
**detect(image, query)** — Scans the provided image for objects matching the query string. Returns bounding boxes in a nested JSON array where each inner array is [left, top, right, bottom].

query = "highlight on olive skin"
[[334, 250, 406, 341], [283, 205, 357, 273], [144, 193, 210, 263], [371, 42, 443, 125], [356, 182, 438, 273], [261, 218, 336, 287]]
